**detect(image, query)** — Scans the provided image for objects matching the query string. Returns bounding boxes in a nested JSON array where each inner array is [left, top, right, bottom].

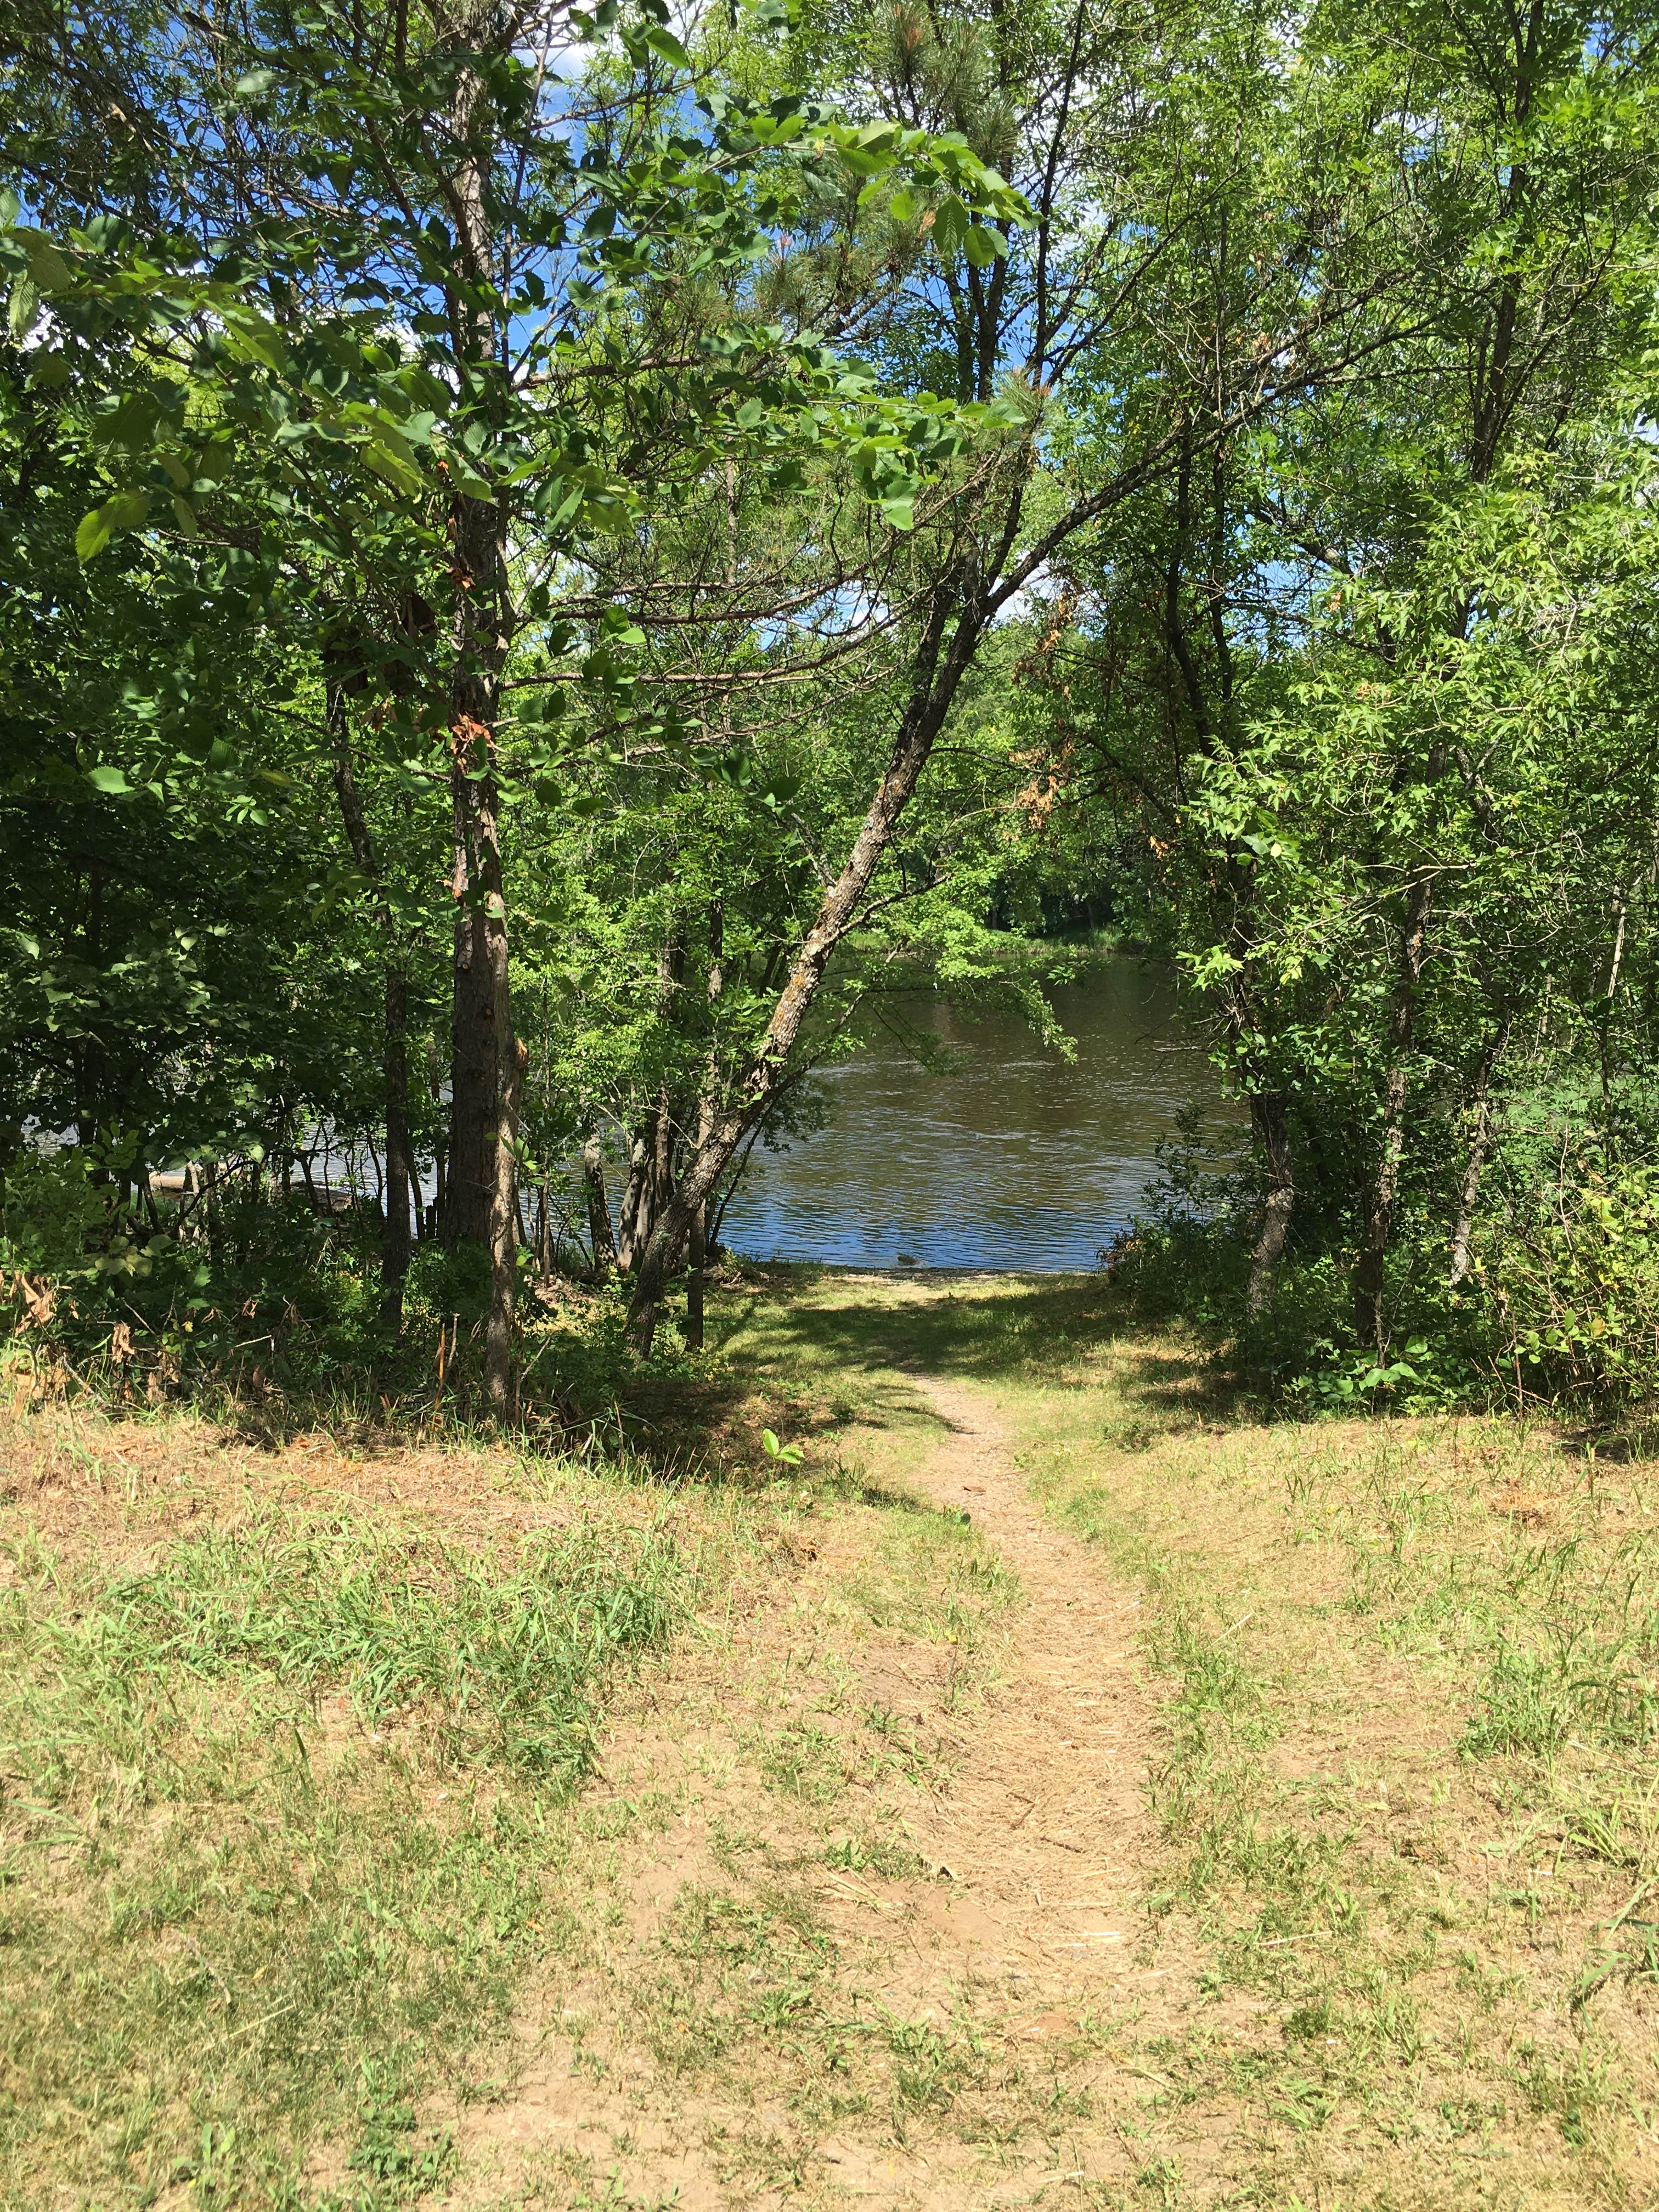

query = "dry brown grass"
[[5, 1274, 1659, 2209]]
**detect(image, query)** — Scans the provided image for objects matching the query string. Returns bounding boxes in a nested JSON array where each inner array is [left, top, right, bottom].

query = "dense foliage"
[[3, 0, 1657, 1419]]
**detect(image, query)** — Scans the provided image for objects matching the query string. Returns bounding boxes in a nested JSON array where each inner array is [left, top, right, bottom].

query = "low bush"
[[0, 1145, 697, 1436], [1112, 1098, 1659, 1419]]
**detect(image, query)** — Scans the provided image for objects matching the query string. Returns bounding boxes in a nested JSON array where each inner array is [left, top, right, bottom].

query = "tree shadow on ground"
[[699, 1266, 1247, 1442], [111, 1264, 1241, 1482]]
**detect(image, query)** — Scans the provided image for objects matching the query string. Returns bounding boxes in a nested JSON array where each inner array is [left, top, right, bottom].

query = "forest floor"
[[3, 1270, 1658, 2209]]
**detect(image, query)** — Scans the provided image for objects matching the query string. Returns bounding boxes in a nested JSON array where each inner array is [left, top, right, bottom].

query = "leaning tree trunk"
[[628, 571, 981, 1348], [1245, 1092, 1295, 1317]]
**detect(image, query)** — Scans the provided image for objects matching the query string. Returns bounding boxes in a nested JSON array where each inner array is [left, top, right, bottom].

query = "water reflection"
[[721, 957, 1227, 1272]]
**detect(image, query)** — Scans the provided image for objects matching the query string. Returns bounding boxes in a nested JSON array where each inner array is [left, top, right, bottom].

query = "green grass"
[[45, 1505, 684, 1779], [0, 1481, 693, 2209], [19, 1270, 1659, 2205], [704, 1269, 1659, 2204]]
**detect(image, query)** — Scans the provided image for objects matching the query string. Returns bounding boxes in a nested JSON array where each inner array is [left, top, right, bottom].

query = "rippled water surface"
[[720, 958, 1227, 1272]]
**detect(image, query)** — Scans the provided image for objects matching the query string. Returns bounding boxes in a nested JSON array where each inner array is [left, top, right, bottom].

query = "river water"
[[719, 957, 1225, 1273]]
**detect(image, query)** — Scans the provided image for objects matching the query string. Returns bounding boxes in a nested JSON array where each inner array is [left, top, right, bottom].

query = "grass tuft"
[[40, 1505, 685, 1781]]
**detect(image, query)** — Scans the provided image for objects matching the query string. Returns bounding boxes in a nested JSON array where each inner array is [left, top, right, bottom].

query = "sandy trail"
[[897, 1376, 1161, 2002], [449, 1369, 1167, 2207]]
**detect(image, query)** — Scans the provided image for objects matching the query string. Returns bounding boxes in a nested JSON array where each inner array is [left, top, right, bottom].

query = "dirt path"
[[448, 1370, 1176, 2209], [894, 1376, 1163, 1998]]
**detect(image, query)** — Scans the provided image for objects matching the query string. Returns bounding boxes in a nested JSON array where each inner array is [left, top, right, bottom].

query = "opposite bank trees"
[[1026, 0, 1659, 1367]]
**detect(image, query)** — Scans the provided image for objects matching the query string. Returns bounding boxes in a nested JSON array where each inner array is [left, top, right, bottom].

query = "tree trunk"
[[650, 1083, 675, 1234], [1449, 1024, 1507, 1289], [616, 1120, 654, 1272], [583, 1135, 617, 1280], [628, 567, 981, 1347], [484, 1025, 525, 1418], [686, 900, 725, 1352], [445, 791, 497, 1251], [441, 35, 514, 1333], [1246, 1092, 1295, 1316], [328, 668, 413, 1329], [1354, 865, 1437, 1351]]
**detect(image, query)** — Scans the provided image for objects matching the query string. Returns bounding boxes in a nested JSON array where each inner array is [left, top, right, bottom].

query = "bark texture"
[[1245, 1092, 1295, 1316], [444, 804, 497, 1251], [616, 1120, 655, 1271], [583, 1135, 618, 1280]]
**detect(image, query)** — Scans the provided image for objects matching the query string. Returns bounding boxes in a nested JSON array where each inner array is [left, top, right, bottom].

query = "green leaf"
[[644, 24, 690, 67], [0, 188, 18, 229], [363, 441, 424, 495], [932, 195, 967, 252], [26, 348, 69, 389], [24, 234, 72, 292], [85, 764, 132, 794], [447, 458, 494, 500], [233, 67, 278, 98], [8, 273, 40, 343], [580, 493, 633, 536], [171, 494, 200, 537], [962, 221, 997, 268], [889, 187, 921, 224], [878, 493, 916, 531], [75, 507, 113, 562], [105, 489, 151, 531]]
